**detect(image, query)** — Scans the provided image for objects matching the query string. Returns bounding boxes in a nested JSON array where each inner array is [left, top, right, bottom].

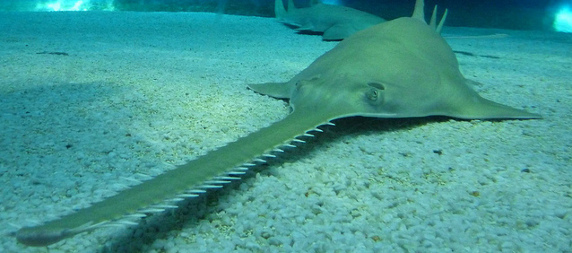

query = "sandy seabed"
[[0, 11, 570, 252]]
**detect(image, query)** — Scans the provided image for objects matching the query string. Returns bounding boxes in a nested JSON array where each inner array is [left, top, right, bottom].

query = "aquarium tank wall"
[[0, 0, 570, 32]]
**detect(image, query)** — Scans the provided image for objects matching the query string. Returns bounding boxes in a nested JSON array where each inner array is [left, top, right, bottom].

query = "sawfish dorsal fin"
[[411, 0, 448, 33]]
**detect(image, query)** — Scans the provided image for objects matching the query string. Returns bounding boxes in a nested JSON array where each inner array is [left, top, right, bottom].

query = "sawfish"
[[275, 0, 385, 40], [14, 0, 540, 247]]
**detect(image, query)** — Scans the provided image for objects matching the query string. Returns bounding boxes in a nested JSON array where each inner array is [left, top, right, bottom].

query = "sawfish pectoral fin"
[[323, 24, 354, 41], [248, 82, 293, 99], [447, 79, 542, 120]]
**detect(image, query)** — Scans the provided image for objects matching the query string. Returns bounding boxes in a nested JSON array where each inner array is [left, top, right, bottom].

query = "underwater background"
[[0, 0, 571, 252], [1, 0, 572, 31]]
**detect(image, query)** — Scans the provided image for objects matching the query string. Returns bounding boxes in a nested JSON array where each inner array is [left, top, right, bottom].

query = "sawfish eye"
[[366, 82, 385, 102], [295, 80, 305, 92], [366, 88, 378, 101]]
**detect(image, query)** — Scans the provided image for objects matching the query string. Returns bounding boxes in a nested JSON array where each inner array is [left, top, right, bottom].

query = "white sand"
[[0, 11, 570, 252]]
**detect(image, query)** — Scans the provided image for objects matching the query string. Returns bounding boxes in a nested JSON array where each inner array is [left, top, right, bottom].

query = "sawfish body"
[[14, 0, 539, 247], [274, 0, 385, 40]]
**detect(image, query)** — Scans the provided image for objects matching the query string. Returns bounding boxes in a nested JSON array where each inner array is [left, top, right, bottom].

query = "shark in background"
[[274, 0, 386, 40]]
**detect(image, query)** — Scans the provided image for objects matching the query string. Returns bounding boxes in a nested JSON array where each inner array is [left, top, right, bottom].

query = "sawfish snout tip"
[[14, 227, 69, 247]]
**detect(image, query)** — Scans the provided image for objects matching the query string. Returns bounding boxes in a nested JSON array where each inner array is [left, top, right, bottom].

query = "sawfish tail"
[[14, 108, 338, 247]]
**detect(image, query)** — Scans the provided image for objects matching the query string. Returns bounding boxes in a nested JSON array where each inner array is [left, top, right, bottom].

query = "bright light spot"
[[554, 6, 572, 33], [321, 0, 342, 5], [34, 0, 115, 11], [71, 1, 84, 11], [46, 2, 62, 11], [36, 0, 88, 11]]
